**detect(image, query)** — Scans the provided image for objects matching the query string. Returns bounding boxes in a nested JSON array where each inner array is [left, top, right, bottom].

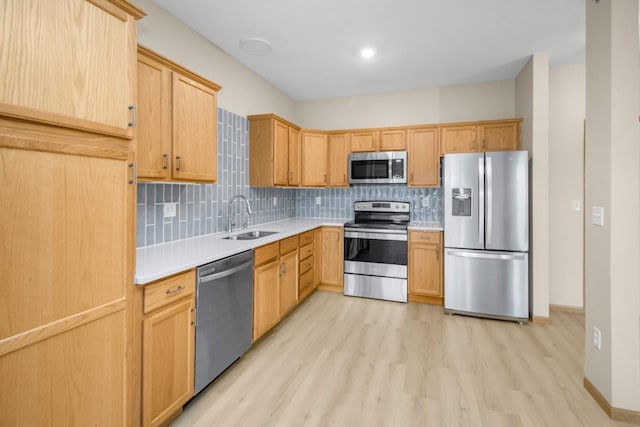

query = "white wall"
[[548, 65, 585, 309], [585, 0, 640, 412], [134, 0, 296, 120], [294, 80, 515, 129], [515, 53, 550, 320]]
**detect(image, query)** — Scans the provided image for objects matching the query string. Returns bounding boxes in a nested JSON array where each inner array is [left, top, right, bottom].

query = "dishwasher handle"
[[199, 259, 253, 284]]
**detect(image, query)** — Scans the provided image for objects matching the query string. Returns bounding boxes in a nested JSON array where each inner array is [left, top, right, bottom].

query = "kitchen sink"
[[223, 230, 278, 240]]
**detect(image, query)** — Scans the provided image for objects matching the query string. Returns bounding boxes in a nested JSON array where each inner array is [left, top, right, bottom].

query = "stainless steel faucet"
[[228, 195, 253, 232]]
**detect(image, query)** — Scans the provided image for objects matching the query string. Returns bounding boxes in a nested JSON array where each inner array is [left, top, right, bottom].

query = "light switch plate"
[[316, 196, 321, 205], [163, 202, 177, 218], [273, 197, 277, 207], [592, 206, 604, 226]]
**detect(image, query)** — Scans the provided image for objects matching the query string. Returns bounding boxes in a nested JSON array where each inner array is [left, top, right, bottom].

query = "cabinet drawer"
[[280, 235, 298, 255], [299, 268, 314, 292], [409, 230, 442, 244], [299, 242, 313, 260], [299, 230, 314, 246], [255, 242, 280, 266], [144, 269, 196, 314], [299, 256, 313, 275]]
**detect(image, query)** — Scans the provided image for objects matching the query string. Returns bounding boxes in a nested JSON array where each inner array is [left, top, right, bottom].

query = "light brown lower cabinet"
[[141, 270, 196, 427], [253, 237, 299, 342], [408, 230, 443, 305], [316, 226, 344, 292]]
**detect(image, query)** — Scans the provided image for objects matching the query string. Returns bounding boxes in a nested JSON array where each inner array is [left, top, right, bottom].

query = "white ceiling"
[[153, 0, 585, 101]]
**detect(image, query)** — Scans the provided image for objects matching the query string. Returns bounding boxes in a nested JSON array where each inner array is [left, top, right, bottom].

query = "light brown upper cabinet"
[[301, 131, 329, 187], [440, 124, 478, 154], [408, 127, 440, 187], [441, 119, 521, 154], [249, 114, 301, 187], [0, 0, 143, 138], [137, 46, 220, 183], [480, 120, 521, 152], [350, 130, 378, 152], [328, 132, 351, 187], [379, 129, 407, 151], [350, 129, 407, 152]]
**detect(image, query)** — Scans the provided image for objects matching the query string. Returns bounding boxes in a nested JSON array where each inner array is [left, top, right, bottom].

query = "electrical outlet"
[[273, 197, 277, 207], [163, 202, 177, 218], [593, 327, 601, 350], [422, 196, 429, 208], [592, 206, 604, 226], [316, 196, 321, 205]]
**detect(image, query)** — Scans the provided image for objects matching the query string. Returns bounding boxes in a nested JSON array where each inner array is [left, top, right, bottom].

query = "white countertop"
[[135, 218, 348, 285], [408, 221, 444, 231]]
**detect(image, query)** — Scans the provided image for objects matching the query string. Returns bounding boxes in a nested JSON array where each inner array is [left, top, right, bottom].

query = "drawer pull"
[[166, 285, 185, 295]]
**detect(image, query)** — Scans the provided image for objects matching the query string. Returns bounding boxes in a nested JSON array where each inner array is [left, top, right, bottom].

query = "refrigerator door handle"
[[446, 249, 527, 261], [478, 157, 485, 245], [486, 156, 493, 245]]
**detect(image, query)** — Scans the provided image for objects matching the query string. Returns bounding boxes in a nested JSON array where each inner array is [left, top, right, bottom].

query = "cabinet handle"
[[166, 285, 185, 295], [324, 174, 327, 183], [343, 174, 346, 183], [128, 105, 136, 127], [175, 156, 182, 171], [128, 162, 137, 184], [163, 154, 169, 170]]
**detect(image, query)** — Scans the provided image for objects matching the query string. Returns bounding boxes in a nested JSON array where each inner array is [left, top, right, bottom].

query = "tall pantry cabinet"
[[0, 0, 144, 426]]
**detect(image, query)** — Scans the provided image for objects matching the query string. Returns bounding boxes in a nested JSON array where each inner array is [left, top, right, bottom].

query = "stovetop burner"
[[346, 201, 410, 231]]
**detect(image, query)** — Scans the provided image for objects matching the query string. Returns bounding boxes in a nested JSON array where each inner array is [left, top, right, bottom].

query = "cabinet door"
[[408, 127, 439, 187], [273, 120, 290, 186], [172, 73, 217, 182], [408, 243, 442, 297], [441, 125, 478, 154], [379, 129, 406, 151], [288, 126, 301, 186], [137, 52, 172, 180], [253, 260, 281, 341], [0, 0, 140, 136], [279, 251, 299, 316], [314, 228, 323, 288], [350, 131, 378, 152], [301, 132, 328, 186], [321, 227, 344, 288], [480, 122, 520, 152], [143, 298, 195, 427], [328, 133, 350, 187]]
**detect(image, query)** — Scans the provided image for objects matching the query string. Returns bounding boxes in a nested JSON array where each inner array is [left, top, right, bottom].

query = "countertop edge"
[[135, 218, 348, 285]]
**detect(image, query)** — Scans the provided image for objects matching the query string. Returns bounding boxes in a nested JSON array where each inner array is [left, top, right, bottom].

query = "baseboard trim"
[[550, 304, 584, 314], [584, 377, 640, 424], [316, 284, 343, 294], [408, 294, 443, 306], [531, 315, 550, 325]]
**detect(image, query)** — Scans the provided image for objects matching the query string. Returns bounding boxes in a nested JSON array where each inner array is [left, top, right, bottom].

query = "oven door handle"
[[344, 230, 408, 241]]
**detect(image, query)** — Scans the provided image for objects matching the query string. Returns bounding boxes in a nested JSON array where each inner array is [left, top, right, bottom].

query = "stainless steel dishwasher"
[[194, 250, 254, 395]]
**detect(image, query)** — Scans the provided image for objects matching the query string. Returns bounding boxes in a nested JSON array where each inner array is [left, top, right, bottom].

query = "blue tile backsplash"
[[136, 108, 442, 248]]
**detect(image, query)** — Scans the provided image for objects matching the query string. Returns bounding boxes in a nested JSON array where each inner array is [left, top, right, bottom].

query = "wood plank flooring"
[[172, 291, 634, 427]]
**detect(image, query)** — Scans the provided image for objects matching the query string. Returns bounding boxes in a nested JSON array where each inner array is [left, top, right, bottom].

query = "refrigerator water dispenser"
[[452, 188, 471, 216]]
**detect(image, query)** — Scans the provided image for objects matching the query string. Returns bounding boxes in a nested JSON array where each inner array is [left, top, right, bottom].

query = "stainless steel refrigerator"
[[443, 151, 529, 322]]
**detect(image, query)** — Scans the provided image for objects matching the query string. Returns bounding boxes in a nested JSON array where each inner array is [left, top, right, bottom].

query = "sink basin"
[[223, 230, 278, 240]]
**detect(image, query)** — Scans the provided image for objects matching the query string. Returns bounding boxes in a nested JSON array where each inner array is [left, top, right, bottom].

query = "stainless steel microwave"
[[348, 151, 407, 184]]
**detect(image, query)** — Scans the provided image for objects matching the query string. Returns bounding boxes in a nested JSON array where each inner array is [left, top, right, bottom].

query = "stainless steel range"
[[343, 201, 410, 303]]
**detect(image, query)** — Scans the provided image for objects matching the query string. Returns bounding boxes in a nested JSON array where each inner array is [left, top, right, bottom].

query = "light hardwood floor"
[[173, 291, 634, 427]]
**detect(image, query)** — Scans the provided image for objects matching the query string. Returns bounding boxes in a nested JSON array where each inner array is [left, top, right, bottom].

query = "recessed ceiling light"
[[360, 47, 375, 59], [239, 38, 273, 56]]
